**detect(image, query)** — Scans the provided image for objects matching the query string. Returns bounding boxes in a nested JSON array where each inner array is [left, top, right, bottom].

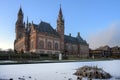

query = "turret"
[[16, 7, 24, 25], [15, 7, 25, 39], [57, 5, 64, 34], [57, 5, 64, 52]]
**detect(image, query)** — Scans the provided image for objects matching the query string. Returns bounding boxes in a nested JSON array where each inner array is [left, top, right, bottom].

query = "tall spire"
[[59, 4, 63, 16], [57, 4, 64, 51], [18, 6, 23, 16], [58, 4, 63, 20], [16, 6, 24, 25], [57, 4, 64, 32]]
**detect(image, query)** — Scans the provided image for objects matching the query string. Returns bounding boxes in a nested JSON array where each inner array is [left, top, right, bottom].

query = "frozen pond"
[[0, 60, 120, 80]]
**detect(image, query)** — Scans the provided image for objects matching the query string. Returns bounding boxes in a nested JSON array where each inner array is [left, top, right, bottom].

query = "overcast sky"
[[0, 0, 120, 50]]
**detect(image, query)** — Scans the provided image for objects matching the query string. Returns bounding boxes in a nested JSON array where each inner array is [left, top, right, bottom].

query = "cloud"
[[87, 22, 120, 49]]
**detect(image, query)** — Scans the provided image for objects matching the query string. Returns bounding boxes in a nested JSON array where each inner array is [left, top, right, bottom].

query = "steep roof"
[[18, 7, 23, 16], [64, 35, 78, 44], [64, 35, 88, 45], [33, 21, 59, 37], [29, 21, 88, 45], [96, 45, 110, 51]]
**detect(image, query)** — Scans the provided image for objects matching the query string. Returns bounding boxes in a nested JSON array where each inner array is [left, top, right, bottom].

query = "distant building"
[[89, 46, 111, 58], [90, 45, 120, 58], [111, 46, 120, 57], [14, 6, 89, 57]]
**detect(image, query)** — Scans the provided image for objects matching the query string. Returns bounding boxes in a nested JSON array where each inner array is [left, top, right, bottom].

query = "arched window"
[[55, 43, 58, 50], [39, 40, 44, 49], [47, 41, 52, 49]]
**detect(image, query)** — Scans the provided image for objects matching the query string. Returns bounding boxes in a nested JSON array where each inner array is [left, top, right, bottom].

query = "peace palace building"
[[14, 6, 89, 57]]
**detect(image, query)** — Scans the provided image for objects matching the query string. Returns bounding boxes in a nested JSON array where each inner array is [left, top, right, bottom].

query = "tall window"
[[55, 43, 58, 50], [31, 41, 34, 49], [39, 40, 44, 49], [47, 41, 52, 49]]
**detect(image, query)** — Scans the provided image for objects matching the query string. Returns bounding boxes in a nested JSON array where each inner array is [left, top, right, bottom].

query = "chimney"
[[78, 32, 80, 37]]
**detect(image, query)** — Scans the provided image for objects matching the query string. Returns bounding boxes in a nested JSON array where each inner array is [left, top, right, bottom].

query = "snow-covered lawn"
[[0, 60, 120, 80]]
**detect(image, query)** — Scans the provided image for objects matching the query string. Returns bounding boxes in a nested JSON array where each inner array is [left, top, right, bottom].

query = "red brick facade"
[[14, 7, 89, 57]]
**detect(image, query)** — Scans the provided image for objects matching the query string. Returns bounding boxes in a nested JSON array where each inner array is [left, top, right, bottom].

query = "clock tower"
[[57, 5, 64, 52], [15, 7, 25, 40]]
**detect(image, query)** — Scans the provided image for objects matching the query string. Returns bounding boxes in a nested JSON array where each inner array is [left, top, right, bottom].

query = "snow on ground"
[[0, 60, 120, 80]]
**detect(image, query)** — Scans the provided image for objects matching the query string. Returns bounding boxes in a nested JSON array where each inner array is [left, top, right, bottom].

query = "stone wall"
[[79, 44, 89, 57], [14, 37, 26, 52], [65, 43, 78, 55], [30, 32, 61, 54]]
